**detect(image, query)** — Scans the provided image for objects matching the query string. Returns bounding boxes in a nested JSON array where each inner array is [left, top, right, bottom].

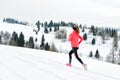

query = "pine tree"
[[109, 30, 118, 63], [9, 31, 18, 46], [28, 36, 34, 48], [92, 38, 95, 45], [82, 26, 85, 32], [91, 25, 96, 36], [18, 32, 25, 47], [113, 30, 118, 50], [60, 21, 66, 26], [35, 20, 40, 31], [12, 31, 18, 42], [111, 47, 115, 63], [89, 51, 93, 57], [44, 21, 48, 27], [101, 32, 105, 44], [0, 35, 1, 44], [95, 49, 100, 59], [44, 27, 49, 33], [49, 27, 52, 32], [79, 24, 82, 29], [45, 42, 50, 51], [40, 35, 45, 49], [48, 20, 54, 27], [83, 33, 87, 40], [3, 18, 6, 22]]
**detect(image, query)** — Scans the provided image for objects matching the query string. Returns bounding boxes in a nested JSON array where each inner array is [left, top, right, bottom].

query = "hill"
[[0, 44, 120, 80], [0, 20, 120, 63]]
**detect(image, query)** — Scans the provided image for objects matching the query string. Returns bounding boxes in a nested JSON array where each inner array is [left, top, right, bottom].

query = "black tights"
[[69, 47, 84, 65]]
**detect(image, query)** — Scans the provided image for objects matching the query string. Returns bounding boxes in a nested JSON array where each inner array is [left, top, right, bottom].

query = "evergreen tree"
[[83, 33, 87, 40], [44, 27, 49, 33], [3, 18, 29, 25], [79, 24, 82, 29], [9, 31, 18, 46], [3, 18, 5, 22], [12, 31, 18, 42], [45, 42, 50, 51], [49, 27, 52, 32], [113, 31, 118, 50], [28, 36, 34, 48], [48, 20, 54, 27], [44, 21, 48, 27], [41, 23, 44, 27], [18, 32, 25, 47], [54, 22, 60, 27], [35, 20, 40, 31], [82, 26, 85, 32], [89, 51, 93, 57], [101, 32, 105, 44], [111, 29, 116, 37], [60, 21, 66, 26], [54, 26, 59, 32], [91, 25, 96, 36], [95, 49, 100, 59], [68, 22, 75, 27], [92, 38, 95, 45], [108, 30, 118, 63], [0, 35, 1, 44], [40, 34, 45, 49], [106, 47, 115, 63]]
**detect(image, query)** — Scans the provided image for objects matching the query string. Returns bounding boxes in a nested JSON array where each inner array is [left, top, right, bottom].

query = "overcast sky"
[[0, 0, 120, 27]]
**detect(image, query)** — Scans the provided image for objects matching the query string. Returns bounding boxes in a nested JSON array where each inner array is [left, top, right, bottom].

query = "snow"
[[0, 20, 119, 59], [0, 21, 35, 41], [0, 44, 120, 80], [0, 20, 120, 80]]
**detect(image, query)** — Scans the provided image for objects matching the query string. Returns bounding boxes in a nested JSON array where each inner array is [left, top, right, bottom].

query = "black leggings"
[[69, 47, 84, 65]]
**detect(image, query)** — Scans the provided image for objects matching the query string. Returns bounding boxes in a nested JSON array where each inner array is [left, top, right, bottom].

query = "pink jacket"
[[69, 30, 83, 48]]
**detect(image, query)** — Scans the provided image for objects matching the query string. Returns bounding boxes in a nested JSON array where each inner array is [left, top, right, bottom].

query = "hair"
[[72, 25, 79, 33]]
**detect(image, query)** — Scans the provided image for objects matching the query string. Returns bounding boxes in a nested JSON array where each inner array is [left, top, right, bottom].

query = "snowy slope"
[[0, 21, 116, 59], [0, 21, 35, 41], [0, 44, 120, 80]]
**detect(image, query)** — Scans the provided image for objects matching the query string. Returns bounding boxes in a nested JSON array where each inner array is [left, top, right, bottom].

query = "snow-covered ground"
[[0, 44, 120, 80], [0, 20, 120, 80], [0, 21, 116, 58]]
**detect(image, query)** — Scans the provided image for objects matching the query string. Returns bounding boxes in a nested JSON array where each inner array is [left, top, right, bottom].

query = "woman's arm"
[[78, 36, 83, 44]]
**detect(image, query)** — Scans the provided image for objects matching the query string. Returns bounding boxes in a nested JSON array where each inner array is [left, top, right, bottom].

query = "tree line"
[[1, 18, 120, 64], [3, 18, 29, 26]]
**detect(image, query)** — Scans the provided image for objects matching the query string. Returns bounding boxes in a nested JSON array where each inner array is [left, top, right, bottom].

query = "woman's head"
[[72, 25, 79, 33]]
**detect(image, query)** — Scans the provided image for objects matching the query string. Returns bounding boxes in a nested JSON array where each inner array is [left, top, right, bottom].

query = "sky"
[[0, 0, 120, 27]]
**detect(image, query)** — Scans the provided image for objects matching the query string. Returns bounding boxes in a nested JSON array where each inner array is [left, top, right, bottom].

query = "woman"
[[66, 25, 87, 70]]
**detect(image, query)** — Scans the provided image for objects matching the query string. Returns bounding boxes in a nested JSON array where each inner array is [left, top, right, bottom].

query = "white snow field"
[[0, 44, 120, 80]]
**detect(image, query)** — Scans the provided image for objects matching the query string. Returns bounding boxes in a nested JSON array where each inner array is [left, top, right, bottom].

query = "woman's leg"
[[68, 49, 73, 64], [73, 48, 84, 65]]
